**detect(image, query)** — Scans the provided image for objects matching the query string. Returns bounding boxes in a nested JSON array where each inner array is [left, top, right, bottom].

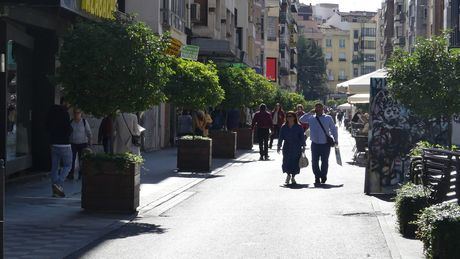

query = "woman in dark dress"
[[277, 111, 306, 185]]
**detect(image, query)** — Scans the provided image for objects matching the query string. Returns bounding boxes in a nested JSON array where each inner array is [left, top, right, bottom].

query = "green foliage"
[[395, 183, 432, 238], [83, 152, 144, 171], [297, 36, 329, 100], [58, 14, 170, 117], [267, 89, 308, 111], [218, 67, 254, 109], [326, 98, 347, 108], [387, 34, 460, 119], [415, 202, 460, 258], [246, 69, 277, 108], [409, 141, 459, 157], [165, 58, 224, 110]]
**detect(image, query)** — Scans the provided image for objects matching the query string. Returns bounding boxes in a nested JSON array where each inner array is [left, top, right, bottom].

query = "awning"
[[348, 93, 370, 104], [337, 68, 387, 94], [337, 103, 353, 110]]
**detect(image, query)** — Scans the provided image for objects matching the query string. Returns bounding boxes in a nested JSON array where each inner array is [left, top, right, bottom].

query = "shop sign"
[[60, 0, 117, 19], [165, 38, 183, 57], [180, 45, 199, 61]]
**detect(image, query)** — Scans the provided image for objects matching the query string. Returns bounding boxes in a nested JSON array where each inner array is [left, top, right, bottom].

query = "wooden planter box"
[[177, 138, 212, 172], [234, 128, 253, 150], [82, 159, 140, 212], [210, 130, 237, 158]]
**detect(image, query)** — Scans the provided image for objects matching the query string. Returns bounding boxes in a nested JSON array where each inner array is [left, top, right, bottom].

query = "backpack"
[[71, 118, 87, 127]]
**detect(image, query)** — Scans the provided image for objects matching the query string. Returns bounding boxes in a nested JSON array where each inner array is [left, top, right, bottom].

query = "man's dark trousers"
[[69, 143, 88, 178], [311, 142, 331, 178], [257, 128, 270, 158]]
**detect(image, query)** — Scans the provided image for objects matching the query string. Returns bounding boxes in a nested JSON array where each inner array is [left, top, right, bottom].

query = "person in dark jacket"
[[98, 115, 114, 154], [269, 103, 285, 149], [46, 97, 72, 197], [251, 104, 273, 160]]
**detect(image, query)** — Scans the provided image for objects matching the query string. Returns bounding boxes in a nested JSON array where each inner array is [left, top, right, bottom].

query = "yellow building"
[[320, 24, 351, 93]]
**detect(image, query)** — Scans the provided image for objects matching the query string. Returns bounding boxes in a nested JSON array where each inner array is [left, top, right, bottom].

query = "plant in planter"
[[395, 182, 432, 238], [58, 15, 170, 211], [415, 202, 460, 259], [164, 58, 224, 171]]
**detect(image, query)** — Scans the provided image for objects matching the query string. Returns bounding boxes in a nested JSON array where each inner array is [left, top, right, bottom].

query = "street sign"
[[180, 45, 199, 61]]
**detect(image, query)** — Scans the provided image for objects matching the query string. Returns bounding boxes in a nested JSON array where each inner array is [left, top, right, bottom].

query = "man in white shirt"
[[299, 103, 338, 185], [69, 108, 92, 180]]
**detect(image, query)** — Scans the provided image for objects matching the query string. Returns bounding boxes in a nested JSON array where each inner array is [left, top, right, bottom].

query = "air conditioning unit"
[[191, 3, 201, 23]]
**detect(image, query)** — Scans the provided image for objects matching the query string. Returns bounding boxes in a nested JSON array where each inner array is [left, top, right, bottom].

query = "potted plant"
[[58, 15, 170, 212], [164, 58, 224, 171], [415, 202, 460, 259], [395, 182, 431, 238], [81, 153, 143, 212]]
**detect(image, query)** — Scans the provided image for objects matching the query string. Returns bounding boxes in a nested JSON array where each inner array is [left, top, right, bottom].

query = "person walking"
[[113, 112, 141, 155], [46, 97, 73, 197], [296, 104, 308, 131], [251, 104, 273, 161], [277, 111, 306, 185], [269, 103, 285, 149], [337, 110, 344, 127], [68, 108, 92, 180], [98, 115, 114, 154], [299, 103, 338, 185], [177, 110, 193, 137]]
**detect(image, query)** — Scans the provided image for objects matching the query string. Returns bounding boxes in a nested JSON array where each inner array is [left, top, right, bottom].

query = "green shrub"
[[395, 183, 432, 238], [180, 135, 211, 141], [83, 152, 144, 172], [409, 141, 458, 157], [415, 202, 460, 259]]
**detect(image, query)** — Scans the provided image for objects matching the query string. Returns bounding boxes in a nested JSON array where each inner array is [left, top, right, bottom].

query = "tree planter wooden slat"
[[210, 131, 237, 158], [234, 128, 253, 150], [177, 138, 212, 172], [82, 160, 140, 212]]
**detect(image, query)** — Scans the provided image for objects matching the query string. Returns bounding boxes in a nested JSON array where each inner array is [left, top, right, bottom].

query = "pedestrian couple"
[[253, 103, 338, 185]]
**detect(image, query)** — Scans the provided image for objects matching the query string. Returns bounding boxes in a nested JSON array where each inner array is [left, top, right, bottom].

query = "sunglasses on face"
[[287, 115, 294, 118]]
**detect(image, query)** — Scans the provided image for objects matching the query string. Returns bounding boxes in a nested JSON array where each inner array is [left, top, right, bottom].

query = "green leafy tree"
[[246, 69, 277, 108], [297, 36, 329, 100], [387, 34, 460, 145], [267, 89, 308, 111], [58, 14, 170, 117], [165, 58, 224, 110], [218, 67, 255, 109]]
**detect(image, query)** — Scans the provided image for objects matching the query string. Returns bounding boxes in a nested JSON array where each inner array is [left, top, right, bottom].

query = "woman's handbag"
[[299, 152, 309, 168], [122, 114, 141, 147]]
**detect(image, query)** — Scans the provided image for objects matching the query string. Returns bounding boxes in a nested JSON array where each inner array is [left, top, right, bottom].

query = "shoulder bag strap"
[[316, 116, 331, 138]]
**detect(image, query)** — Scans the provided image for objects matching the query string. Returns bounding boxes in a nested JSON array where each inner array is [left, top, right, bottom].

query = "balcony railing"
[[161, 9, 186, 33], [338, 76, 348, 81]]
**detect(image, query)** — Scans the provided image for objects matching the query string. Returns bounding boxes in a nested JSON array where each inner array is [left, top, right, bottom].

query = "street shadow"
[[346, 160, 367, 167], [280, 184, 310, 189], [369, 193, 395, 202], [65, 222, 167, 259], [314, 183, 344, 189]]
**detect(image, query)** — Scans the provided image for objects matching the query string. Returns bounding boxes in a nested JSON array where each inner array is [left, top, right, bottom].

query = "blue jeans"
[[50, 145, 73, 186], [311, 142, 331, 178]]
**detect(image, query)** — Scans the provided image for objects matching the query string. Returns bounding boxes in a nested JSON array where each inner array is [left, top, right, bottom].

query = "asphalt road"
[[71, 127, 392, 259]]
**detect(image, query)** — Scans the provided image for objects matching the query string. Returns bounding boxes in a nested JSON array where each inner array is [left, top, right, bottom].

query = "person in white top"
[[113, 113, 141, 155], [69, 108, 92, 180]]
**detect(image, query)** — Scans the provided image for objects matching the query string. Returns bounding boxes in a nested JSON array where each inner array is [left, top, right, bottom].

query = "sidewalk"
[[5, 147, 253, 259]]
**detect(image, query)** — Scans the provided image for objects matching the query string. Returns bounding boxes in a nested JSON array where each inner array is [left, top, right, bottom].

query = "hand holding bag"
[[122, 114, 141, 147], [299, 152, 309, 168], [316, 116, 335, 147]]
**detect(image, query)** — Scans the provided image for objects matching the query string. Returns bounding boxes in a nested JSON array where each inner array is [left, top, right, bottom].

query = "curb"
[[371, 197, 401, 259]]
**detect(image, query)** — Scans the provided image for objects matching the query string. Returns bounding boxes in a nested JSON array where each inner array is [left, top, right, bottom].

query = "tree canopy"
[[164, 58, 224, 110], [218, 66, 255, 109], [387, 34, 460, 119], [245, 68, 277, 108], [58, 14, 170, 117], [297, 36, 329, 100]]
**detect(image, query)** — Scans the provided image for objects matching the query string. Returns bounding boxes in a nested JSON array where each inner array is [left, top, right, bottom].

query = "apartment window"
[[325, 52, 332, 61], [327, 70, 334, 81], [354, 42, 359, 51], [326, 38, 332, 47], [364, 54, 376, 62], [354, 30, 359, 39], [353, 68, 359, 77], [338, 70, 347, 81], [339, 39, 346, 48], [362, 66, 376, 74], [339, 52, 346, 61], [362, 40, 376, 49], [361, 28, 376, 37]]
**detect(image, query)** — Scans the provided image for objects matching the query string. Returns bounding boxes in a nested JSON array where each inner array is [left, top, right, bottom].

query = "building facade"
[[279, 0, 299, 91]]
